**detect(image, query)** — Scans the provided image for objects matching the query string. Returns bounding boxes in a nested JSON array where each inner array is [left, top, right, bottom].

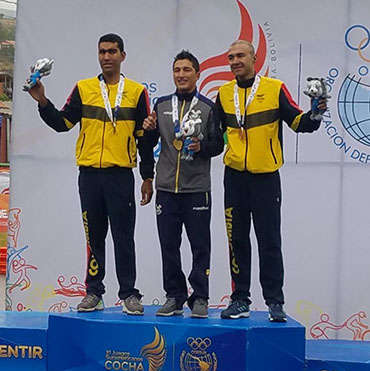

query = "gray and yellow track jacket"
[[149, 89, 224, 193]]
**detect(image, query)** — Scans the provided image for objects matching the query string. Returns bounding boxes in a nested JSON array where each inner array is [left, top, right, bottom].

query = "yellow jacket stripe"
[[38, 75, 154, 177]]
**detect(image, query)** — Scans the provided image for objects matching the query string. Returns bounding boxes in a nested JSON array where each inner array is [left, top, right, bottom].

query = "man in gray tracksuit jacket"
[[143, 50, 223, 318]]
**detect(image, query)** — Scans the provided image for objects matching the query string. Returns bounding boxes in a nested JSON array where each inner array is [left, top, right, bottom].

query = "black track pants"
[[78, 167, 140, 300], [224, 166, 284, 305], [156, 191, 211, 308]]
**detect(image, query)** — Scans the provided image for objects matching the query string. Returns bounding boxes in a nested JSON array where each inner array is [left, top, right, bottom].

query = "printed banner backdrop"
[[0, 167, 9, 247], [9, 0, 370, 340]]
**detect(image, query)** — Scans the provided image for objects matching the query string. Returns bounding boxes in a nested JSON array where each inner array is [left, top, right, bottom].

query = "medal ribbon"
[[172, 91, 200, 135], [99, 74, 125, 130], [233, 75, 261, 128]]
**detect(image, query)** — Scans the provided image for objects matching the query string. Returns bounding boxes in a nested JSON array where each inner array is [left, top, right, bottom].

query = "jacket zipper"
[[99, 85, 109, 168], [270, 138, 277, 164], [99, 116, 106, 168], [175, 100, 186, 193]]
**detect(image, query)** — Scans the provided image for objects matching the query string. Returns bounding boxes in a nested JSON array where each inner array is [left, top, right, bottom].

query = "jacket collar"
[[236, 76, 255, 88], [175, 88, 197, 101]]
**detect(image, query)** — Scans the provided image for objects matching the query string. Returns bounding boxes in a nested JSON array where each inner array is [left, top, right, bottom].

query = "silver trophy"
[[23, 58, 54, 91]]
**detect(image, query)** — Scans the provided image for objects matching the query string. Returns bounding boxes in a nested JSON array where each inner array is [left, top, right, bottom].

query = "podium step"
[[47, 306, 305, 371], [0, 311, 48, 370], [306, 339, 370, 371]]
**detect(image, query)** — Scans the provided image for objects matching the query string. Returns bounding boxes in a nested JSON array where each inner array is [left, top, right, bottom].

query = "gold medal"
[[173, 139, 183, 151], [239, 127, 245, 140]]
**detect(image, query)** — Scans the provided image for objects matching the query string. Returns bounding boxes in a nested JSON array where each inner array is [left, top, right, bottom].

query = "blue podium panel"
[[249, 325, 306, 370], [306, 339, 370, 371], [0, 311, 48, 370], [48, 306, 305, 371]]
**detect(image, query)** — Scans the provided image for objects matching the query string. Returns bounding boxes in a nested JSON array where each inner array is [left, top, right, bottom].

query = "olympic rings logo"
[[186, 337, 212, 351], [345, 25, 370, 63]]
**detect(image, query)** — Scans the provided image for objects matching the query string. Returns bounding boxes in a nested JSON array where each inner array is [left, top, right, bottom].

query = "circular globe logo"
[[183, 352, 213, 371], [338, 74, 370, 147]]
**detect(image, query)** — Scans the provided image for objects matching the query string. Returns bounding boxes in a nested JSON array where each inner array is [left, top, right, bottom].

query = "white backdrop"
[[8, 0, 370, 340]]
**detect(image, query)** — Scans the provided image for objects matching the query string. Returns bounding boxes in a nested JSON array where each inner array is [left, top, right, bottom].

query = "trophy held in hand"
[[23, 58, 54, 92]]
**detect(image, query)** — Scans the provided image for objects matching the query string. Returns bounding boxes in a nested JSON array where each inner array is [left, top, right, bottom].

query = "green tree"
[[0, 20, 16, 41]]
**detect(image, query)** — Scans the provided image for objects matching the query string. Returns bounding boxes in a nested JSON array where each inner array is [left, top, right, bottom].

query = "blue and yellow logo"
[[324, 24, 370, 163], [180, 337, 217, 371]]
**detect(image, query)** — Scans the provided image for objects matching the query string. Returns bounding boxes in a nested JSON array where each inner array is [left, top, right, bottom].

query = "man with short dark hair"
[[217, 40, 327, 322], [143, 50, 223, 318], [28, 33, 154, 315]]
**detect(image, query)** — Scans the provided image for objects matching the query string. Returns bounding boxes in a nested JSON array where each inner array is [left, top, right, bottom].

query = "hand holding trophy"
[[23, 58, 54, 92], [303, 77, 330, 121]]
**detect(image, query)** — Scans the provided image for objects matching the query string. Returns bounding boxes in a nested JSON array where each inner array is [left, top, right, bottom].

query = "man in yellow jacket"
[[28, 33, 154, 315], [217, 40, 327, 322]]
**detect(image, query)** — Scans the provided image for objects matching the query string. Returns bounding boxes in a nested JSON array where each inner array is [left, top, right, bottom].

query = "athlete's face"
[[227, 43, 256, 81], [98, 41, 126, 77], [173, 59, 200, 94]]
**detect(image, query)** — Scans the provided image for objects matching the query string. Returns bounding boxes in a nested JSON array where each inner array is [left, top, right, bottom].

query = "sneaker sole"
[[269, 315, 287, 323], [156, 310, 184, 317], [77, 303, 104, 312], [121, 303, 144, 316], [221, 312, 250, 319], [191, 313, 208, 319]]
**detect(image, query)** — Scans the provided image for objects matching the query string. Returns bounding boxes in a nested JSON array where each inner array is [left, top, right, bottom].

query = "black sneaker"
[[268, 304, 287, 322], [221, 300, 250, 319]]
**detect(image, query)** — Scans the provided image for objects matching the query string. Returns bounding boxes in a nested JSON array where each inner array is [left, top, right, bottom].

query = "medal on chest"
[[234, 75, 261, 139], [171, 93, 199, 151]]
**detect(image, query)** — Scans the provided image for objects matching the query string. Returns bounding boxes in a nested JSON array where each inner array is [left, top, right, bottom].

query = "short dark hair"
[[173, 50, 200, 72], [98, 33, 124, 52]]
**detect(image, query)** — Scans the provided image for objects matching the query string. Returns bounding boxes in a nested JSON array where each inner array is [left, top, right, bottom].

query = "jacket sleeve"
[[147, 103, 161, 148], [215, 93, 227, 133], [135, 88, 155, 180], [199, 103, 224, 157], [38, 84, 82, 132], [279, 83, 320, 133]]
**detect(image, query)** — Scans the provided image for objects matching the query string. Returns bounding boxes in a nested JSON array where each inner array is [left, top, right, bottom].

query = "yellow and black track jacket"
[[216, 76, 320, 173], [39, 74, 154, 179]]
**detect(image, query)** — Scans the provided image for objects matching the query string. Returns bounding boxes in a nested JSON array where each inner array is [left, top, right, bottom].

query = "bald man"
[[216, 40, 327, 322]]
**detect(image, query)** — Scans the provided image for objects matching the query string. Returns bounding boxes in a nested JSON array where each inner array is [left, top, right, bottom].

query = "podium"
[[47, 306, 305, 371], [3, 307, 369, 370]]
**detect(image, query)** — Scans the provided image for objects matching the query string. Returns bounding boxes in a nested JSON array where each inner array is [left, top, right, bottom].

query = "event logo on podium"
[[104, 327, 167, 371], [180, 337, 217, 371], [199, 0, 276, 101], [325, 24, 370, 163]]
